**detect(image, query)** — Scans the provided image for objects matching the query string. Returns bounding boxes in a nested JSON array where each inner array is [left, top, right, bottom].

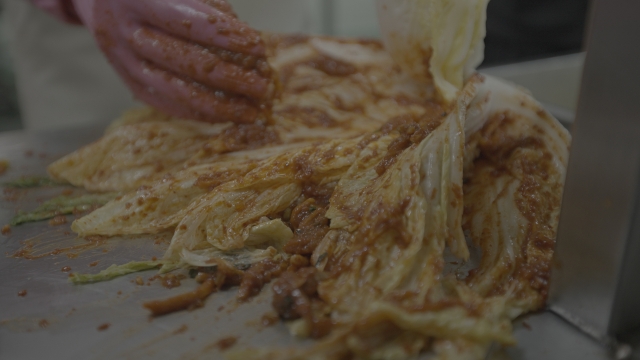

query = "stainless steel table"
[[0, 127, 633, 359], [0, 127, 294, 359]]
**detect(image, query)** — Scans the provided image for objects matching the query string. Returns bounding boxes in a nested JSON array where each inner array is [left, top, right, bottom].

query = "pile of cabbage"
[[49, 0, 570, 358]]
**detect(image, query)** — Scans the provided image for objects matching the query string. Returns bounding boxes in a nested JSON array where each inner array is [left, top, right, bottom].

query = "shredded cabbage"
[[69, 260, 165, 284], [12, 192, 117, 226]]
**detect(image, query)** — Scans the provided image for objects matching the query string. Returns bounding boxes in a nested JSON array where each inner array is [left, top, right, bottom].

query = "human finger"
[[130, 27, 270, 100], [123, 0, 265, 56], [115, 51, 259, 123]]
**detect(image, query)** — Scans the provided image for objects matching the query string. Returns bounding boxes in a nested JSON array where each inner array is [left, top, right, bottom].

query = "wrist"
[[30, 0, 82, 24], [71, 0, 96, 30]]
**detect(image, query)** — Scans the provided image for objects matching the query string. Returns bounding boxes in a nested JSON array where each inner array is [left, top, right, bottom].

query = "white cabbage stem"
[[376, 0, 489, 103]]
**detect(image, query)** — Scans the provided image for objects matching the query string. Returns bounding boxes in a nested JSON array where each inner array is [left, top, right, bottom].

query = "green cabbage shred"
[[68, 260, 165, 284], [11, 192, 118, 225]]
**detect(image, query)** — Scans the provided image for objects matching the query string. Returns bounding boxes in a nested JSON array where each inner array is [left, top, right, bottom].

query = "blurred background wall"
[[0, 1, 20, 132], [0, 0, 590, 132]]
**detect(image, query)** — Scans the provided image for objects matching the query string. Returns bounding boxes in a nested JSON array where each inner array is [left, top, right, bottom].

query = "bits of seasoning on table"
[[0, 159, 9, 175], [48, 215, 68, 226], [39, 319, 49, 328], [215, 336, 238, 350], [1, 224, 11, 235], [61, 266, 72, 272], [261, 312, 279, 327], [173, 324, 188, 335], [146, 273, 186, 288], [17, 289, 27, 297], [97, 323, 110, 331], [89, 261, 99, 267], [135, 276, 144, 285]]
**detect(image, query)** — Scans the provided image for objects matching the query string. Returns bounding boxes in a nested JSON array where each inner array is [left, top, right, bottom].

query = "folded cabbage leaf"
[[49, 38, 438, 193]]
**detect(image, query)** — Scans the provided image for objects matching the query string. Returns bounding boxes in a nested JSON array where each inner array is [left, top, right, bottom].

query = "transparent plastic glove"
[[36, 0, 274, 123], [94, 0, 275, 123], [30, 0, 81, 24]]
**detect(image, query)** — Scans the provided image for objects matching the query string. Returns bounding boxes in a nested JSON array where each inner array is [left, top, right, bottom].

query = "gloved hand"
[[30, 0, 81, 24], [31, 0, 274, 123]]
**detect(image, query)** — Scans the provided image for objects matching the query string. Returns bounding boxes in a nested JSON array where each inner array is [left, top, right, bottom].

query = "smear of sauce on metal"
[[11, 234, 108, 260], [215, 336, 238, 351]]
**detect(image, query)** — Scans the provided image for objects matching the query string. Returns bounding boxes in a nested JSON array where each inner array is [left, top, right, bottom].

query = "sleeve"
[[29, 0, 82, 25]]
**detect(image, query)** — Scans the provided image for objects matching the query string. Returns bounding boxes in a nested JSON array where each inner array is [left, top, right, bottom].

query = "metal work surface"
[[0, 127, 632, 360], [0, 126, 309, 360], [550, 0, 640, 338]]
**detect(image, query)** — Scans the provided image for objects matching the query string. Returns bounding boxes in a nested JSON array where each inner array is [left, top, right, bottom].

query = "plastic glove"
[[35, 0, 274, 123], [30, 0, 81, 24]]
